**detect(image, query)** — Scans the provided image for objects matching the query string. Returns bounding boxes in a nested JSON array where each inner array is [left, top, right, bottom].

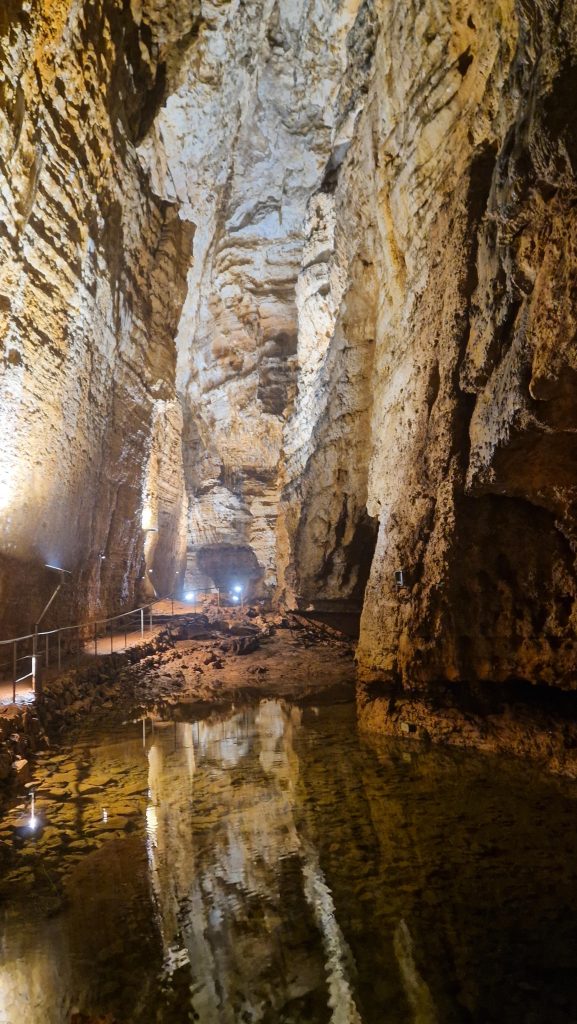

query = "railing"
[[0, 589, 221, 705]]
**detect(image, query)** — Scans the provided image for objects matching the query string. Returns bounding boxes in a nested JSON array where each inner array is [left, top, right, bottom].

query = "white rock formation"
[[138, 0, 364, 595]]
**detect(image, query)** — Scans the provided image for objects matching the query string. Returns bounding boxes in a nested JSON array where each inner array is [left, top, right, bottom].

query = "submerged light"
[[28, 791, 37, 832]]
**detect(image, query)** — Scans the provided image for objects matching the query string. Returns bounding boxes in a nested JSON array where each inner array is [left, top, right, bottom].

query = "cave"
[[1, 2, 577, 1021]]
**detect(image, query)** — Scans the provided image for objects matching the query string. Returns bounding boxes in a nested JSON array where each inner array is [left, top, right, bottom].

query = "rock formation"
[[0, 0, 575, 709], [0, 0, 194, 636], [137, 0, 367, 597], [280, 0, 577, 699]]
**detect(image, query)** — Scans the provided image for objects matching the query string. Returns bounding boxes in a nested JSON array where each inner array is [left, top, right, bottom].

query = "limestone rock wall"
[[0, 0, 191, 637], [137, 0, 365, 598], [281, 0, 577, 689], [1, 0, 575, 698], [276, 3, 381, 609]]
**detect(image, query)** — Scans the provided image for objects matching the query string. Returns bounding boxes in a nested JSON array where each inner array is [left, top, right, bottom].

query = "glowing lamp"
[[28, 792, 38, 832]]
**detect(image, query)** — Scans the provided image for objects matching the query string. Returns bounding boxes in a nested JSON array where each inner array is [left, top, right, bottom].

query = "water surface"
[[1, 699, 577, 1023]]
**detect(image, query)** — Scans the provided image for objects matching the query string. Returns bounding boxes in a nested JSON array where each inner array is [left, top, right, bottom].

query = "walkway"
[[0, 598, 200, 707]]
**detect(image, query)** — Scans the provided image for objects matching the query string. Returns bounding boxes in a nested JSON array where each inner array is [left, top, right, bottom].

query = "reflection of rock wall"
[[281, 1, 577, 690], [0, 1, 192, 634], [0, 728, 158, 1024], [145, 702, 335, 1021], [297, 716, 577, 1023]]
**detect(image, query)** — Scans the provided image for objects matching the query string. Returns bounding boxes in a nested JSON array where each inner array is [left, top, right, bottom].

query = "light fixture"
[[185, 591, 195, 601], [44, 563, 72, 575], [232, 595, 239, 603], [28, 791, 38, 832], [233, 585, 242, 594], [395, 570, 405, 588]]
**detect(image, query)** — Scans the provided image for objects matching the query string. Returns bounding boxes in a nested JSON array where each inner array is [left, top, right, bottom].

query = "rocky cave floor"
[[134, 607, 357, 710]]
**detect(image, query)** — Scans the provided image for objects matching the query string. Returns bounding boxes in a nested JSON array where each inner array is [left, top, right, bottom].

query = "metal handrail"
[[0, 589, 222, 704], [0, 589, 221, 646], [0, 597, 166, 647]]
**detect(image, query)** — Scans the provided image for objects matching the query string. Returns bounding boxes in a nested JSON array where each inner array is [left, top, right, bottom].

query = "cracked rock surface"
[[278, 0, 577, 699]]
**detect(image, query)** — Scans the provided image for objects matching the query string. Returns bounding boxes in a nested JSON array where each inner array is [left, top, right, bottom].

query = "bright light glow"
[[102, 809, 108, 822], [233, 585, 242, 593], [28, 792, 37, 832], [0, 456, 19, 520], [0, 476, 14, 514], [44, 563, 71, 574], [141, 505, 158, 532], [185, 591, 195, 601], [232, 595, 239, 603]]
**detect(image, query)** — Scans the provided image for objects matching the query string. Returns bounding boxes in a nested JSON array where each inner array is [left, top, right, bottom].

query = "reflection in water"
[[300, 843, 363, 1024], [393, 920, 437, 1024], [144, 703, 340, 1022], [1, 700, 577, 1023]]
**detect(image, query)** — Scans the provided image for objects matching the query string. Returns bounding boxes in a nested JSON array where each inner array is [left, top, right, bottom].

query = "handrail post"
[[149, 608, 153, 633], [76, 626, 80, 670], [140, 608, 144, 637], [110, 620, 113, 655], [32, 627, 37, 692], [35, 651, 43, 697], [94, 622, 98, 656], [12, 641, 17, 704], [45, 632, 49, 668], [57, 631, 61, 671]]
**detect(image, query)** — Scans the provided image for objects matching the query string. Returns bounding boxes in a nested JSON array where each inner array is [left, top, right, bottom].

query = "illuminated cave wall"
[[280, 0, 577, 691], [1, 0, 575, 696], [136, 0, 368, 600], [0, 1, 192, 635]]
